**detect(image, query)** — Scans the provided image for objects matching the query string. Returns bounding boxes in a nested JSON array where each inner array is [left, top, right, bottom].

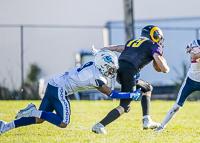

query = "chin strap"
[[108, 88, 141, 100]]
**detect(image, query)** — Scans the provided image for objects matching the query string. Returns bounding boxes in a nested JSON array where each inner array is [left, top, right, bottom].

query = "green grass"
[[0, 100, 200, 143]]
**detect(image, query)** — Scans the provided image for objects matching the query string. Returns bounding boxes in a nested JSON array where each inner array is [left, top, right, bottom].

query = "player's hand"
[[186, 44, 193, 53], [130, 88, 141, 100], [91, 45, 99, 55]]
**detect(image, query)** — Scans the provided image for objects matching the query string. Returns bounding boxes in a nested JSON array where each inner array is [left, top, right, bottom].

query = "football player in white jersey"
[[155, 39, 200, 131], [0, 50, 141, 135]]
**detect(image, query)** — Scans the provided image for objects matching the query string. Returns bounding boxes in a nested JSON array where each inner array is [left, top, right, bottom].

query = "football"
[[153, 60, 161, 72]]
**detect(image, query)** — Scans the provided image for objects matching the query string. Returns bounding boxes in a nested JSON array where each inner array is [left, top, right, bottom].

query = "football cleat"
[[154, 126, 164, 132], [92, 123, 107, 134], [15, 103, 37, 119], [142, 118, 160, 130], [0, 120, 7, 135]]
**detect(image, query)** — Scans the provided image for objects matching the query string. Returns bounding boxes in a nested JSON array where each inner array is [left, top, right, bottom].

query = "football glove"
[[130, 88, 141, 100]]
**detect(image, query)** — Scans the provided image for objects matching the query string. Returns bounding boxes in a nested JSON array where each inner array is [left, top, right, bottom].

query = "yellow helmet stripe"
[[150, 27, 163, 42]]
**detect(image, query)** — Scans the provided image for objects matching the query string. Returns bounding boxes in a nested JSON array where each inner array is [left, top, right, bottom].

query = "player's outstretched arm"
[[100, 45, 125, 53], [96, 86, 141, 100], [153, 53, 170, 73]]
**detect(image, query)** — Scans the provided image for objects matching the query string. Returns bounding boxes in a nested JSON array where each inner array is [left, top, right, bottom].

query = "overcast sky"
[[1, 0, 200, 25]]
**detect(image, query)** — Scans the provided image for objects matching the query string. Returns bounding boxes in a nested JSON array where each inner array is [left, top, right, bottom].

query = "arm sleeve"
[[94, 79, 106, 87], [151, 43, 163, 56], [108, 90, 131, 99]]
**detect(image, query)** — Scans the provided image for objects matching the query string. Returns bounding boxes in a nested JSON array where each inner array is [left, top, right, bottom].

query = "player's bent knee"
[[59, 122, 68, 128], [35, 118, 45, 124], [116, 106, 125, 115], [142, 91, 152, 97], [149, 84, 153, 92], [118, 105, 131, 113], [141, 84, 153, 97]]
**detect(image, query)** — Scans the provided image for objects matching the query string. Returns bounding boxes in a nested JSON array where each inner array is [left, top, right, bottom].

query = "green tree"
[[24, 63, 41, 99], [25, 64, 41, 86]]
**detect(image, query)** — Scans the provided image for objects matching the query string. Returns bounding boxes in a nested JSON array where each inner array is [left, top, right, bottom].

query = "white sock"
[[161, 103, 181, 128], [31, 110, 42, 118], [2, 121, 15, 133], [143, 115, 150, 119]]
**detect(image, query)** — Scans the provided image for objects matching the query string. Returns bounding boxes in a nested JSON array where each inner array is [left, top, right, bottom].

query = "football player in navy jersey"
[[155, 39, 200, 132], [92, 25, 170, 134], [0, 50, 141, 135]]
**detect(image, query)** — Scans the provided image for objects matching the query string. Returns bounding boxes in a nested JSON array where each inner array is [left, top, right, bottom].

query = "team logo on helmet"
[[103, 55, 114, 64]]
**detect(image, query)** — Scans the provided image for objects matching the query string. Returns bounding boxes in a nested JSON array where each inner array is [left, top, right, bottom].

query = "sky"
[[1, 0, 200, 90]]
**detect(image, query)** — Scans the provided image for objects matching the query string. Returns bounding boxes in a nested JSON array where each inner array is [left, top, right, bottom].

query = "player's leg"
[[15, 84, 64, 127], [0, 92, 53, 135], [92, 72, 135, 134], [35, 85, 67, 127], [155, 77, 196, 131], [0, 117, 36, 135], [50, 86, 70, 128], [136, 79, 160, 129]]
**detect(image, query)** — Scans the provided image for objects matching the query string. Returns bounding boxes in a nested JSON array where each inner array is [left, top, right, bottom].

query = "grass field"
[[0, 100, 200, 143]]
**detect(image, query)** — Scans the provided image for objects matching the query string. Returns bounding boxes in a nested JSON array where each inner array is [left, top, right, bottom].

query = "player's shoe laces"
[[92, 123, 107, 134], [142, 118, 160, 130], [154, 126, 164, 132], [15, 103, 37, 119], [0, 120, 7, 135]]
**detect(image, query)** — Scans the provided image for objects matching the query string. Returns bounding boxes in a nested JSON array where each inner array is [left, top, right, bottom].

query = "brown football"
[[153, 60, 161, 72]]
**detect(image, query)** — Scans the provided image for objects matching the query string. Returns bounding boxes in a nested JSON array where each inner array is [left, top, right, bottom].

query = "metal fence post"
[[21, 26, 24, 99]]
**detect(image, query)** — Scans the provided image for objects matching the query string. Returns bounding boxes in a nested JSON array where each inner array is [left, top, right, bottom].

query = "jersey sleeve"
[[151, 43, 163, 56], [95, 79, 106, 87]]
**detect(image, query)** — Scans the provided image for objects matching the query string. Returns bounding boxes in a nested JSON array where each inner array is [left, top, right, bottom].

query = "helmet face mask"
[[94, 50, 118, 78], [141, 25, 164, 47]]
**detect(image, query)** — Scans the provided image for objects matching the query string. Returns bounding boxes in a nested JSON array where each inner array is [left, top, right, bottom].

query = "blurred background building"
[[1, 0, 200, 100]]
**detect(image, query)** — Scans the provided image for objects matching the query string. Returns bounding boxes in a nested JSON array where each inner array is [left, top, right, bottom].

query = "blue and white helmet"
[[94, 50, 118, 78], [186, 39, 200, 53], [187, 39, 200, 48]]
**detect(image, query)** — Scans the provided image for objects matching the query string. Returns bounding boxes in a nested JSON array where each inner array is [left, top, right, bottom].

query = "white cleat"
[[92, 123, 107, 134], [154, 126, 164, 132], [0, 120, 7, 135], [142, 118, 160, 130], [15, 103, 37, 119]]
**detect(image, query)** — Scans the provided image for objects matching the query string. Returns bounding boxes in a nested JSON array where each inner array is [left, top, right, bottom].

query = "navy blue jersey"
[[118, 38, 163, 72]]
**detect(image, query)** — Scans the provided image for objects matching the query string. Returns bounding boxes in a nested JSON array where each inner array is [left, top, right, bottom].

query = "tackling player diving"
[[0, 50, 141, 135]]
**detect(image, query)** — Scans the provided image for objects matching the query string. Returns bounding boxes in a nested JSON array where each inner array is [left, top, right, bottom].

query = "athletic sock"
[[40, 111, 62, 126], [100, 108, 121, 127], [1, 121, 15, 133], [141, 95, 150, 116], [14, 117, 36, 128], [143, 115, 150, 119], [31, 109, 42, 118], [161, 104, 181, 128]]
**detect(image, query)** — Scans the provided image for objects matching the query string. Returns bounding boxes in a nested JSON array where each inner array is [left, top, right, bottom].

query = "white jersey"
[[49, 61, 108, 95], [187, 62, 200, 82], [187, 47, 200, 82]]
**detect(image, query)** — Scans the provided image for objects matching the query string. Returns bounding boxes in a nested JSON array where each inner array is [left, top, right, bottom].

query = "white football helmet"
[[94, 50, 118, 78]]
